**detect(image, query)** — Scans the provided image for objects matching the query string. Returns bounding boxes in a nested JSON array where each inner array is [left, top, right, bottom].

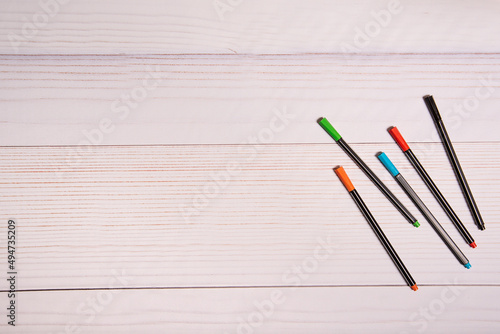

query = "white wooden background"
[[1, 0, 500, 333]]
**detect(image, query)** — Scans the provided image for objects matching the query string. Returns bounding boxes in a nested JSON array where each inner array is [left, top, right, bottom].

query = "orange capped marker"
[[334, 166, 419, 292]]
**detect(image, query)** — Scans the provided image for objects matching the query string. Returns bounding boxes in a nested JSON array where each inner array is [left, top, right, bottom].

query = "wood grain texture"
[[1, 286, 500, 333], [2, 1, 500, 332], [0, 143, 498, 291], [1, 54, 500, 146], [1, 0, 500, 54]]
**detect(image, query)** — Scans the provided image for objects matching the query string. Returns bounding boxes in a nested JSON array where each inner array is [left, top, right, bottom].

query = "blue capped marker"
[[377, 152, 471, 269]]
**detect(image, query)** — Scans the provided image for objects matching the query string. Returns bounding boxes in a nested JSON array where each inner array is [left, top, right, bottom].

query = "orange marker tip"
[[411, 285, 418, 291], [334, 166, 355, 192], [470, 242, 477, 248]]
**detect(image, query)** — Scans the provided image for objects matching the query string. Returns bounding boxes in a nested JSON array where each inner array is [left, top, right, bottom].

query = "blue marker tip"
[[377, 152, 400, 177], [464, 263, 471, 269]]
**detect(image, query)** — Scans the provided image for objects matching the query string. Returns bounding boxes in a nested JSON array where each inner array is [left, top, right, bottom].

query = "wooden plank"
[[0, 143, 498, 290], [1, 0, 500, 54], [1, 54, 499, 146], [1, 286, 499, 333], [2, 1, 499, 332]]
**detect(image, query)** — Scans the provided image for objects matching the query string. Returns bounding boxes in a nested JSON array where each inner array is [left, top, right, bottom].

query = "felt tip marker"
[[424, 95, 485, 231], [377, 152, 471, 269], [334, 166, 418, 291], [318, 117, 420, 227], [388, 126, 476, 248]]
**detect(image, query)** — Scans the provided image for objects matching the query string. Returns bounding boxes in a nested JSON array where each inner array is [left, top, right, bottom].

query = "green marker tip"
[[317, 117, 342, 141], [413, 221, 420, 228]]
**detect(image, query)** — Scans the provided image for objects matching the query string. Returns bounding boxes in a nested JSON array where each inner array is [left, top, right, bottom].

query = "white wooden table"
[[1, 1, 499, 333]]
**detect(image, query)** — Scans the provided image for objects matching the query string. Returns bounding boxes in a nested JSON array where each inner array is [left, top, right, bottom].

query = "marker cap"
[[423, 95, 442, 123], [318, 117, 342, 141], [377, 152, 400, 177], [334, 166, 355, 192], [388, 126, 410, 152]]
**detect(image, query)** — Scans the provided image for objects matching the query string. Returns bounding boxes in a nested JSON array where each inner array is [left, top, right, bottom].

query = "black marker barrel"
[[424, 95, 485, 231], [334, 166, 418, 291], [318, 117, 420, 227]]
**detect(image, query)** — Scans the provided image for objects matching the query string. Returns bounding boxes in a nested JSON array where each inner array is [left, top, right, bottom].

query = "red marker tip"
[[470, 242, 477, 248], [411, 285, 418, 291], [388, 126, 410, 152]]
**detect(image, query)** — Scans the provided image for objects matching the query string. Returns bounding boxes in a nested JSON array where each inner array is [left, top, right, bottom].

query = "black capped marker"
[[424, 95, 485, 231]]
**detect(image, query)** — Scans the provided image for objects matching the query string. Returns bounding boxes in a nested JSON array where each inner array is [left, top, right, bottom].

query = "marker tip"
[[470, 242, 477, 248], [411, 285, 418, 291]]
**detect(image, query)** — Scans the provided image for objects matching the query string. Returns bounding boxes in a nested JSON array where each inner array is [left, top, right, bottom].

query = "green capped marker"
[[318, 117, 419, 227], [318, 117, 342, 141]]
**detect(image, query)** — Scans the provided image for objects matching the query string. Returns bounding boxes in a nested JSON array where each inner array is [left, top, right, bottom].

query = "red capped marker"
[[388, 126, 476, 248]]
